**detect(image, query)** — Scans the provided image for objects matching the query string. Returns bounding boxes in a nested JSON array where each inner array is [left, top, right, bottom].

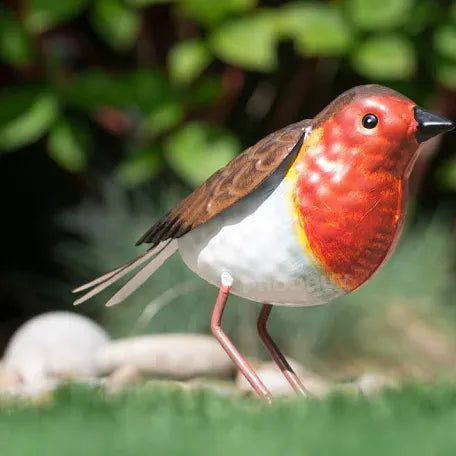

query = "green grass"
[[2, 383, 456, 455]]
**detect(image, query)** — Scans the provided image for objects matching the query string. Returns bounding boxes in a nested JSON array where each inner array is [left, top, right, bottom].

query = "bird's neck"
[[286, 126, 414, 292]]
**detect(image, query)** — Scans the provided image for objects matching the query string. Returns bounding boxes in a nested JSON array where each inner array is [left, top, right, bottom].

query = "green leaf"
[[0, 87, 59, 151], [62, 70, 127, 110], [436, 61, 456, 90], [0, 9, 32, 66], [91, 0, 140, 51], [210, 14, 277, 71], [404, 0, 439, 35], [165, 122, 240, 186], [117, 147, 162, 187], [48, 120, 88, 172], [180, 0, 257, 26], [126, 0, 171, 6], [279, 3, 352, 57], [25, 0, 88, 33], [188, 76, 222, 107], [140, 102, 183, 138], [452, 1, 456, 22], [62, 69, 176, 113], [168, 39, 211, 85], [434, 25, 456, 61], [352, 35, 416, 80], [346, 0, 414, 31], [126, 70, 178, 112]]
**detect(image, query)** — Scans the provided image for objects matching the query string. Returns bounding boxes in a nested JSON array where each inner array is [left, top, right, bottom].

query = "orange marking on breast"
[[287, 114, 416, 291], [285, 129, 323, 266]]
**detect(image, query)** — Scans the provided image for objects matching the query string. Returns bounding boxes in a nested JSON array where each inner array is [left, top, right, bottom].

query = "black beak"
[[414, 106, 455, 143]]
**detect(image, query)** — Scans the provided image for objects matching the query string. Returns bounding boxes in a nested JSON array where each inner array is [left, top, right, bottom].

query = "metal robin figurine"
[[74, 84, 455, 404]]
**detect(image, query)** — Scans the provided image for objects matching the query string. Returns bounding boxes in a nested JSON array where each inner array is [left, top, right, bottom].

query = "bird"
[[73, 84, 454, 403]]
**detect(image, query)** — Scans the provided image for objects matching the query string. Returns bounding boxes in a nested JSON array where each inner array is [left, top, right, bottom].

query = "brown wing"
[[136, 119, 310, 246]]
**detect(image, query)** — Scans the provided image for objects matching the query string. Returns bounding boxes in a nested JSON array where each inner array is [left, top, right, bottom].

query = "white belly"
[[178, 170, 343, 306]]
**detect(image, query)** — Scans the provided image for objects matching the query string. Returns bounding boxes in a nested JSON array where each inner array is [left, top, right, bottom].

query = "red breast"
[[289, 86, 422, 291]]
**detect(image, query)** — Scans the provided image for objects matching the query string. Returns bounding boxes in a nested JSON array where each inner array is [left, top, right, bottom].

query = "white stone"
[[356, 373, 398, 396], [95, 334, 234, 380], [106, 365, 143, 392], [0, 360, 21, 391], [3, 312, 110, 392], [236, 358, 329, 397]]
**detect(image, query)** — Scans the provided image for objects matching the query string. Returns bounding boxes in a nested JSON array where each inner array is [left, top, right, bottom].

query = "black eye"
[[362, 113, 378, 129]]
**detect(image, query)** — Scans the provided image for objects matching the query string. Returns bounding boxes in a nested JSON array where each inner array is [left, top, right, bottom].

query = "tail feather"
[[72, 251, 153, 294], [105, 241, 178, 307], [72, 240, 177, 306]]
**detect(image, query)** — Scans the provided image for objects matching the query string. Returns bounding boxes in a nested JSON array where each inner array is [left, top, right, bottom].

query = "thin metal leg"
[[210, 277, 273, 404], [257, 304, 309, 397]]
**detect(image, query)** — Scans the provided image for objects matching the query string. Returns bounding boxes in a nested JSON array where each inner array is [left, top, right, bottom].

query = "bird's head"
[[310, 84, 454, 177]]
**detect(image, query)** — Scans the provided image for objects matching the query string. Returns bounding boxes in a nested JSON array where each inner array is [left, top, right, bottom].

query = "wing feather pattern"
[[136, 120, 310, 246], [72, 119, 309, 306]]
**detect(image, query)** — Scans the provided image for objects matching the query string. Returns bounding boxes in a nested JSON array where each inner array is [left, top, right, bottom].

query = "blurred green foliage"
[[1, 0, 456, 186]]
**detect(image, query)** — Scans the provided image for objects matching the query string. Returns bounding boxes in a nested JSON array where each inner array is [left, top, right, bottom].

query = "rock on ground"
[[355, 372, 399, 396], [0, 361, 21, 391], [96, 334, 235, 380], [106, 365, 144, 392], [2, 311, 110, 395]]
